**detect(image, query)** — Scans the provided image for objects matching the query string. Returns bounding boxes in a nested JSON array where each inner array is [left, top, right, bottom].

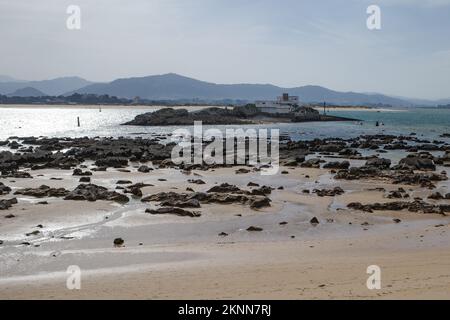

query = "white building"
[[255, 93, 299, 114]]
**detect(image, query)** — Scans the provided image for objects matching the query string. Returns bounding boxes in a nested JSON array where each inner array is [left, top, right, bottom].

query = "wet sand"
[[1, 163, 449, 299]]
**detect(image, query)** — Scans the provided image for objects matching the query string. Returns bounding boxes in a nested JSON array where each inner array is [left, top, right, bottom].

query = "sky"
[[0, 0, 449, 100]]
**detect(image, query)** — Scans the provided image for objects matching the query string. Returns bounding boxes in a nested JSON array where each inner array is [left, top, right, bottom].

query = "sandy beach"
[[1, 155, 449, 299]]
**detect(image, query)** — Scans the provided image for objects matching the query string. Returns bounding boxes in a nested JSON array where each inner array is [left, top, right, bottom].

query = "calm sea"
[[0, 106, 449, 142]]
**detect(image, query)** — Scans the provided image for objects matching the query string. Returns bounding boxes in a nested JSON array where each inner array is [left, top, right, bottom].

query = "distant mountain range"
[[1, 73, 448, 107], [7, 87, 46, 97], [0, 76, 93, 96]]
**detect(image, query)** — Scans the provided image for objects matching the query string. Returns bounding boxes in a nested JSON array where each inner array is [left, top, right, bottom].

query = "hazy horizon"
[[1, 0, 450, 100]]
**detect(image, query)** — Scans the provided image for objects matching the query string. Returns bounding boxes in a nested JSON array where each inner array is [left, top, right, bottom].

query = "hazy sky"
[[1, 0, 450, 99]]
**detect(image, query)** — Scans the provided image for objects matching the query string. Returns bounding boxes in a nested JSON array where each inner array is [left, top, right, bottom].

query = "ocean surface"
[[0, 106, 449, 141]]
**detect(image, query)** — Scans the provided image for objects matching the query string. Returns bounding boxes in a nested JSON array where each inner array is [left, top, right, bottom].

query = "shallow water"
[[0, 106, 449, 141]]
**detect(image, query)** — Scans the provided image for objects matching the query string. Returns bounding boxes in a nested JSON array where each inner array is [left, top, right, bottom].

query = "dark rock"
[[113, 238, 124, 246], [300, 158, 322, 168], [95, 157, 128, 168], [428, 192, 444, 200], [250, 197, 271, 209], [25, 230, 40, 237], [246, 226, 263, 232], [116, 180, 132, 185], [247, 182, 260, 187], [137, 165, 152, 173], [310, 217, 320, 225], [14, 185, 69, 198], [72, 168, 92, 176], [313, 187, 344, 197], [235, 168, 250, 174], [146, 207, 201, 217], [0, 198, 18, 210], [365, 158, 391, 169], [188, 179, 206, 185], [323, 161, 350, 170], [79, 177, 91, 183], [207, 183, 241, 193], [64, 184, 129, 203], [396, 156, 436, 171], [161, 198, 201, 208]]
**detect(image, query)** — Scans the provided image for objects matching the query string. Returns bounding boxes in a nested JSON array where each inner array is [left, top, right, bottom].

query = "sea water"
[[0, 106, 449, 142]]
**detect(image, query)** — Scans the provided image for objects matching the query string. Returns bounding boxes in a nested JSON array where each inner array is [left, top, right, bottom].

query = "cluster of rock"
[[14, 185, 69, 198], [64, 184, 130, 203], [347, 200, 450, 215], [0, 136, 174, 175], [141, 183, 272, 216]]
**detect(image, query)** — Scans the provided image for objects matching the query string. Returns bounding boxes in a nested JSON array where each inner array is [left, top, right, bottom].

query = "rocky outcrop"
[[64, 184, 129, 203], [347, 200, 449, 214], [0, 198, 17, 210], [146, 207, 201, 217], [313, 187, 345, 197], [323, 161, 350, 170], [14, 185, 69, 198], [0, 182, 11, 195]]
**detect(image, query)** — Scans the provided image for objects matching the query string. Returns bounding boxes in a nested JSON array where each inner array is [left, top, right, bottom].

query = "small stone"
[[113, 238, 125, 246], [310, 217, 320, 225]]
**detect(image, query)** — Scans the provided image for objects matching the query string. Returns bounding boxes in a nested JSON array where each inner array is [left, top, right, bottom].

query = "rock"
[[0, 240, 3, 245], [235, 168, 250, 174], [79, 177, 91, 183], [0, 182, 11, 195], [188, 179, 206, 185], [396, 156, 436, 171], [393, 219, 402, 223], [116, 180, 132, 185], [300, 158, 322, 168], [218, 232, 229, 237], [247, 182, 260, 187], [37, 201, 48, 205], [348, 200, 449, 214], [428, 192, 444, 200], [64, 184, 130, 203], [387, 188, 408, 199], [246, 226, 263, 232], [137, 165, 152, 173], [161, 199, 201, 208], [25, 230, 40, 237], [446, 193, 450, 199], [310, 217, 320, 225], [123, 107, 252, 126], [113, 238, 124, 246], [72, 168, 92, 176], [323, 161, 350, 170], [365, 158, 391, 169], [95, 157, 128, 168], [5, 214, 15, 218], [313, 187, 345, 197], [250, 197, 271, 209], [146, 207, 201, 217], [0, 198, 18, 210], [14, 185, 69, 198], [251, 186, 272, 196], [207, 183, 242, 193], [279, 221, 288, 225]]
